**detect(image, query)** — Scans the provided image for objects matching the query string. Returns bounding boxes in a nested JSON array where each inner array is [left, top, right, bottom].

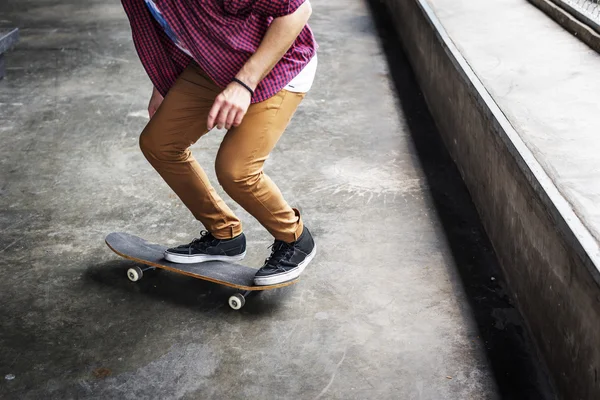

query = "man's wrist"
[[236, 59, 262, 89], [235, 73, 259, 90], [232, 78, 255, 96]]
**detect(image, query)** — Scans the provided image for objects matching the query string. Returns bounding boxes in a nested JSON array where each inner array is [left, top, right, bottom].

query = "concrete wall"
[[380, 0, 600, 398]]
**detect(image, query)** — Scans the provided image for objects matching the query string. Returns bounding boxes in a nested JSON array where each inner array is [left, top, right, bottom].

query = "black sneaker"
[[164, 231, 246, 264], [254, 227, 316, 286]]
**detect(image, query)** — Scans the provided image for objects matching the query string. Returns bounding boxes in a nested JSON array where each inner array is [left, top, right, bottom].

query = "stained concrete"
[[0, 0, 552, 398]]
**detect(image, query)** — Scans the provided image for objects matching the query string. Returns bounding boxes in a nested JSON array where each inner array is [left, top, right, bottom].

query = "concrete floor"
[[0, 0, 552, 399]]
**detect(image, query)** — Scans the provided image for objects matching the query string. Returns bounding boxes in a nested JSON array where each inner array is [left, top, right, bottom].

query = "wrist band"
[[232, 78, 254, 96]]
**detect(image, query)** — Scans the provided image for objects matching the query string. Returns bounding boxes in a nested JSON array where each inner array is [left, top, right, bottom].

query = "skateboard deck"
[[105, 232, 297, 309]]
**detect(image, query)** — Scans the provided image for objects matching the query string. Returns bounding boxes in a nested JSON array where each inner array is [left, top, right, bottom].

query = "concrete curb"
[[381, 0, 600, 398], [528, 0, 600, 53]]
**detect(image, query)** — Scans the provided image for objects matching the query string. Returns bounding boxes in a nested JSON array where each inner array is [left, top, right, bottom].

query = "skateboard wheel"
[[127, 266, 143, 282], [228, 293, 245, 310]]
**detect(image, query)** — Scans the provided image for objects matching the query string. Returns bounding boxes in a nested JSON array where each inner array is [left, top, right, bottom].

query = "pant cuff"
[[212, 223, 243, 240], [292, 208, 304, 242]]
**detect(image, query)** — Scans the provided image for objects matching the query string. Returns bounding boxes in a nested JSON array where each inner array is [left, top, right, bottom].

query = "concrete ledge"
[[529, 0, 600, 53], [381, 0, 600, 398], [0, 28, 20, 80]]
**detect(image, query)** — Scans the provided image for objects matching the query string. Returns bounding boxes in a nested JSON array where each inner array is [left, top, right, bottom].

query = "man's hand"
[[206, 1, 312, 130], [148, 87, 164, 119], [207, 82, 252, 130]]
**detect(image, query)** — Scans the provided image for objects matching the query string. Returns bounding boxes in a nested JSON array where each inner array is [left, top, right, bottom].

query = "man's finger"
[[225, 107, 238, 130], [216, 103, 231, 130], [233, 110, 245, 127], [207, 97, 224, 129]]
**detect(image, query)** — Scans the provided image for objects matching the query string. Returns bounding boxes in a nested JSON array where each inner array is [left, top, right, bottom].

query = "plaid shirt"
[[121, 0, 317, 103]]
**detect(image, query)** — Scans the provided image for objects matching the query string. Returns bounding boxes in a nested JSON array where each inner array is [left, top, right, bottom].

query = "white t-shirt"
[[284, 55, 318, 93]]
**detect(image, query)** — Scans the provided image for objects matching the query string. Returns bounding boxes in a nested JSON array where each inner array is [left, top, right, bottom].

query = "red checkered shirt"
[[121, 0, 318, 103]]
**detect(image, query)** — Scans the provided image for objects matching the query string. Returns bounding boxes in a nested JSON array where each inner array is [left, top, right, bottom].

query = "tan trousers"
[[139, 63, 305, 243]]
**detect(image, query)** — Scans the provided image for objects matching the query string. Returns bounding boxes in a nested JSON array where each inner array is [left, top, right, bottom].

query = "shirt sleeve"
[[252, 0, 307, 18]]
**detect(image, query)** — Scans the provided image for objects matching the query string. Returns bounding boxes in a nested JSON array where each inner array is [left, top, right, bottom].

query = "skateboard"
[[105, 232, 297, 310]]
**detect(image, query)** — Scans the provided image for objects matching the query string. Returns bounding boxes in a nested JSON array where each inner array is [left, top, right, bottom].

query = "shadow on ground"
[[84, 259, 297, 315]]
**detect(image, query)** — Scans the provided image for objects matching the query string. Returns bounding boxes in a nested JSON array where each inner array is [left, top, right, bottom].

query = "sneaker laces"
[[264, 240, 295, 271], [188, 230, 217, 250]]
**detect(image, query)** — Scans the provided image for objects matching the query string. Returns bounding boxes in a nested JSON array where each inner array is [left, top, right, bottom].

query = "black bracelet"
[[232, 78, 254, 96]]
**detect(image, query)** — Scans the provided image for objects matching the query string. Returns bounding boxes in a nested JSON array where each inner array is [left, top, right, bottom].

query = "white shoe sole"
[[164, 251, 246, 264], [253, 245, 317, 286]]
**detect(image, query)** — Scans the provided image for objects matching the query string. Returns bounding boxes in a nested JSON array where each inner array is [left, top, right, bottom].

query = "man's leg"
[[139, 63, 246, 262], [215, 89, 304, 242], [215, 89, 316, 285]]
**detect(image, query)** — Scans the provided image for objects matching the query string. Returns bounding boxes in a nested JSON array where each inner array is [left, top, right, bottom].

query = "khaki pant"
[[139, 63, 305, 243]]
